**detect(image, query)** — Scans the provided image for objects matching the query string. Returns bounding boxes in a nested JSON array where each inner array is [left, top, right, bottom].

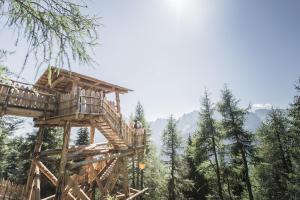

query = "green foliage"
[[183, 135, 208, 200], [4, 127, 63, 197], [133, 101, 148, 130], [190, 90, 224, 200], [0, 116, 22, 179], [288, 79, 300, 198], [162, 115, 186, 200], [0, 0, 98, 73], [218, 86, 254, 200], [75, 127, 90, 145], [255, 109, 293, 199], [143, 143, 168, 200]]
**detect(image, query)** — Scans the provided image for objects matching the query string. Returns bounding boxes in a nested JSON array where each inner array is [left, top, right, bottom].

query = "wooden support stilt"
[[24, 127, 44, 200], [55, 121, 71, 199], [34, 168, 41, 200], [121, 157, 130, 197], [132, 156, 135, 188], [136, 155, 140, 190], [115, 92, 121, 113], [90, 126, 95, 144]]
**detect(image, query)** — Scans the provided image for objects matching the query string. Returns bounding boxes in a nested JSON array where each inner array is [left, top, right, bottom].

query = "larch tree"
[[255, 109, 292, 199], [75, 127, 90, 145], [193, 90, 224, 200], [218, 86, 254, 200], [0, 0, 98, 77], [161, 115, 183, 200]]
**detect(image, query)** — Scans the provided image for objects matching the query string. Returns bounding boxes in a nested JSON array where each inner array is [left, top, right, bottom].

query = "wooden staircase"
[[92, 99, 138, 150]]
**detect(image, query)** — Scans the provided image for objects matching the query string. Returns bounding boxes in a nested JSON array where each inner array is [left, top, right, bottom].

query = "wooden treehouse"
[[0, 68, 148, 200]]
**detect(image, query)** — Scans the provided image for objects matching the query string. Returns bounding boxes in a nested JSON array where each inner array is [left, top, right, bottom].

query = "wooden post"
[[24, 127, 44, 200], [121, 158, 130, 197], [90, 126, 95, 144], [115, 92, 121, 113], [136, 155, 140, 190], [72, 78, 80, 114], [132, 156, 135, 188], [33, 168, 41, 200], [55, 121, 71, 199]]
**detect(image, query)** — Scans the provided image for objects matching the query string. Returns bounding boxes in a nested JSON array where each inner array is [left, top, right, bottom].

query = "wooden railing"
[[102, 99, 146, 148], [0, 179, 25, 200], [0, 81, 57, 116]]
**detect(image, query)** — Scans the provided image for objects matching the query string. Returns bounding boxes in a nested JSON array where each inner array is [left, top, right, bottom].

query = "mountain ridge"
[[149, 108, 273, 148]]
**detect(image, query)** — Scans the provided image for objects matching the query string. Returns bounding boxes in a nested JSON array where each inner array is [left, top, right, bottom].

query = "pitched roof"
[[34, 67, 132, 94]]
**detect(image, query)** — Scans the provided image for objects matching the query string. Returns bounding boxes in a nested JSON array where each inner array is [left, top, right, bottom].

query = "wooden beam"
[[70, 151, 134, 169], [50, 76, 65, 88], [66, 176, 90, 200], [35, 160, 58, 186], [90, 126, 95, 144], [24, 127, 44, 200], [125, 188, 148, 200], [115, 92, 121, 113], [55, 121, 71, 199], [90, 164, 105, 196]]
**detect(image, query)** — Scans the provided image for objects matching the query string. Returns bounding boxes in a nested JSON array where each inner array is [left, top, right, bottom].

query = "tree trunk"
[[240, 145, 253, 200], [212, 136, 224, 200]]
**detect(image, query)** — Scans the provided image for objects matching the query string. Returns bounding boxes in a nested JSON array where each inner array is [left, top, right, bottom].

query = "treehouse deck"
[[0, 68, 148, 200]]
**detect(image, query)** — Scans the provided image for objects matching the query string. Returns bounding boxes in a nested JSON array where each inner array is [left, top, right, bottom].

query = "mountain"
[[149, 108, 272, 148]]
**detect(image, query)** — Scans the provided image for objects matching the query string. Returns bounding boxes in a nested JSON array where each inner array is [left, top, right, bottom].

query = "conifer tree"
[[144, 144, 168, 200], [0, 116, 22, 179], [161, 115, 183, 200], [184, 134, 208, 200], [193, 91, 224, 199], [75, 127, 90, 145], [5, 128, 63, 197], [288, 79, 300, 197], [0, 0, 98, 74], [218, 86, 254, 200], [131, 101, 148, 189], [255, 109, 292, 199], [133, 101, 147, 128]]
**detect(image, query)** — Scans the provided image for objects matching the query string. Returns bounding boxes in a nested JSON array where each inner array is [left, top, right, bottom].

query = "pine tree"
[[161, 115, 183, 200], [0, 116, 22, 179], [183, 134, 208, 200], [133, 101, 147, 129], [5, 128, 63, 197], [75, 127, 90, 145], [288, 79, 300, 198], [131, 101, 149, 189], [255, 109, 292, 199], [144, 144, 168, 200], [218, 86, 254, 200], [193, 91, 224, 199]]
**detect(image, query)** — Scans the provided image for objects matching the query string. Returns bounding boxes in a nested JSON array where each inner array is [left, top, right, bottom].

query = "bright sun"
[[166, 0, 191, 17], [164, 0, 213, 27]]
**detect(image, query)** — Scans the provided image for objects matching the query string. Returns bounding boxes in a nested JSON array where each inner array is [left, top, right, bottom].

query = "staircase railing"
[[102, 99, 145, 148]]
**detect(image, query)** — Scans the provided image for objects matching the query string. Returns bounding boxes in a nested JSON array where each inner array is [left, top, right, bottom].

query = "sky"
[[1, 0, 300, 121]]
